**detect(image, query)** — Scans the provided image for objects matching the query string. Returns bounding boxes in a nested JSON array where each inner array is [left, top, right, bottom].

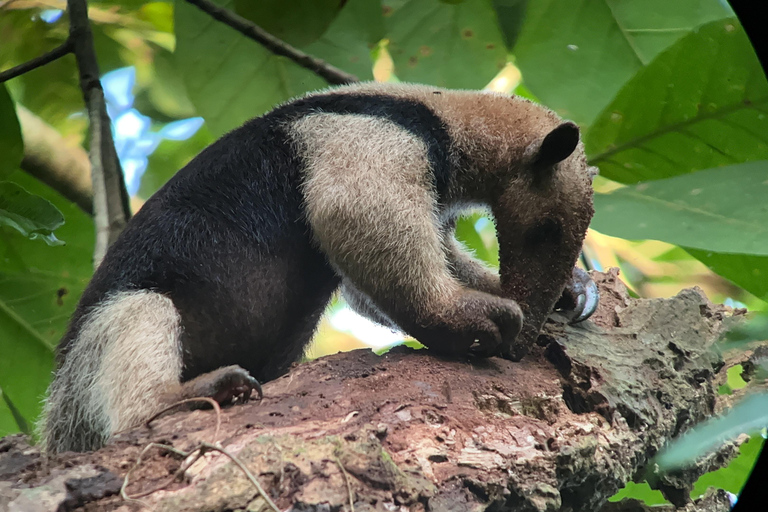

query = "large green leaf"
[[513, 0, 731, 127], [303, 0, 384, 81], [586, 18, 768, 183], [0, 181, 65, 246], [0, 85, 23, 179], [234, 0, 344, 48], [592, 161, 768, 256], [0, 171, 94, 436], [175, 0, 325, 137], [383, 0, 507, 89], [684, 249, 768, 301], [175, 0, 381, 137]]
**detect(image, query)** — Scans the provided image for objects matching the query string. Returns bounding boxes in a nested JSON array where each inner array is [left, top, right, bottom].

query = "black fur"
[[57, 93, 455, 383]]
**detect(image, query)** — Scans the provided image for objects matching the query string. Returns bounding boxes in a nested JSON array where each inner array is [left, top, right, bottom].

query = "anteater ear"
[[532, 122, 580, 171]]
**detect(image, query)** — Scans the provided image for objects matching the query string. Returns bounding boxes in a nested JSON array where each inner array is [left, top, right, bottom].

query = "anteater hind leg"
[[39, 290, 260, 453]]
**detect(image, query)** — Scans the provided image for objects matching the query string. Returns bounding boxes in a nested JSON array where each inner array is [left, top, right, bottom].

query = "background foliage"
[[1, 0, 766, 504]]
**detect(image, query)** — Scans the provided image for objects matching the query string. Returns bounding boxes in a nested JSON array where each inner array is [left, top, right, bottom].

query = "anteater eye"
[[524, 218, 563, 246]]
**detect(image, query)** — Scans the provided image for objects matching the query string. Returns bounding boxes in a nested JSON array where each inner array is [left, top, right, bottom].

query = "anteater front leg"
[[297, 114, 522, 357]]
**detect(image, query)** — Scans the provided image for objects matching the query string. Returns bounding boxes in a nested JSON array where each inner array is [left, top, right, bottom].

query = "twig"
[[121, 442, 194, 507], [335, 456, 355, 512], [199, 442, 281, 512], [0, 39, 72, 83], [67, 0, 131, 266], [145, 397, 222, 444], [184, 0, 358, 85]]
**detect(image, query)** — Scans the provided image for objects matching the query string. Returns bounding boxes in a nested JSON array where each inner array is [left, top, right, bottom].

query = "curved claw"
[[555, 267, 600, 324], [572, 277, 599, 323]]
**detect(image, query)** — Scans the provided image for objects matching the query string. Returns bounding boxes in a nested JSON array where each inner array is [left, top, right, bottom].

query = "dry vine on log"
[[0, 271, 753, 511]]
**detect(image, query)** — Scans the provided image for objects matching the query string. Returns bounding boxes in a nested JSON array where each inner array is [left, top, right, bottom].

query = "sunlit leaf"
[[514, 0, 731, 126], [586, 19, 768, 183]]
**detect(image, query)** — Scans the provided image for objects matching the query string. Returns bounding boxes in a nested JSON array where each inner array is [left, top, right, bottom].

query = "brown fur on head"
[[493, 124, 595, 359]]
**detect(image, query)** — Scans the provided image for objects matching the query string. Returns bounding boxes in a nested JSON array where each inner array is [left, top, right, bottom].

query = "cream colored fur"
[[292, 113, 461, 318], [39, 290, 182, 453]]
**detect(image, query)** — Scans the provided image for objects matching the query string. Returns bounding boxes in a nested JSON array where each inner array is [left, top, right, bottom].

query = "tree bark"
[[0, 270, 752, 511]]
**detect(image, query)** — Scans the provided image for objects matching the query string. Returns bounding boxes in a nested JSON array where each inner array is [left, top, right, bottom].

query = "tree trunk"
[[0, 270, 751, 511]]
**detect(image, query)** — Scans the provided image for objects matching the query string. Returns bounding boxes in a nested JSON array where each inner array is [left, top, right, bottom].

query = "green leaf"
[[592, 161, 768, 256], [0, 171, 94, 435], [657, 393, 768, 470], [492, 0, 528, 49], [455, 214, 498, 267], [514, 0, 731, 127], [303, 0, 384, 81], [174, 0, 327, 137], [0, 181, 65, 246], [586, 18, 768, 183], [383, 0, 507, 89], [234, 0, 344, 48], [0, 85, 23, 180], [684, 249, 768, 302], [691, 434, 765, 497]]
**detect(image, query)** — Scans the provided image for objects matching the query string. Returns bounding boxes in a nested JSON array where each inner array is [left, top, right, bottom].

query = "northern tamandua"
[[40, 82, 598, 453]]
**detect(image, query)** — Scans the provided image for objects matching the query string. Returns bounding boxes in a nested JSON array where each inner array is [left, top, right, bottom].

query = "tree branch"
[[0, 39, 72, 83], [184, 0, 359, 86], [17, 106, 93, 215], [66, 0, 131, 266]]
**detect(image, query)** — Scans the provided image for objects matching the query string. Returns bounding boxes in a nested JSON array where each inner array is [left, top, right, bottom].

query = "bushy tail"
[[38, 290, 184, 453]]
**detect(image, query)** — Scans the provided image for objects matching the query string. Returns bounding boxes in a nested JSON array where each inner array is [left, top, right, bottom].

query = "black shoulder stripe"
[[268, 93, 454, 198]]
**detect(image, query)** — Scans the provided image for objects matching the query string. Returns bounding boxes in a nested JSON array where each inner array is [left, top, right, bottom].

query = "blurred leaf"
[[383, 0, 507, 89], [657, 393, 768, 470], [0, 171, 94, 435], [691, 434, 765, 497], [135, 45, 199, 121], [685, 249, 768, 302], [455, 214, 498, 267], [514, 0, 731, 126], [721, 315, 768, 346], [138, 2, 175, 33], [234, 0, 344, 48], [0, 85, 23, 179], [139, 123, 213, 198], [0, 9, 83, 133], [609, 481, 669, 505], [586, 19, 768, 183], [174, 0, 327, 137], [492, 0, 527, 49], [592, 161, 768, 255], [303, 0, 384, 80], [0, 182, 64, 246]]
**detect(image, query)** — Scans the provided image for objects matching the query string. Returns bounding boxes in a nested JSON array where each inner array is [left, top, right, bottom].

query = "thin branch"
[[0, 39, 72, 83], [184, 0, 359, 86], [66, 0, 131, 266]]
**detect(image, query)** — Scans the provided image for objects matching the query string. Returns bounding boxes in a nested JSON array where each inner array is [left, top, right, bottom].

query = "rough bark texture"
[[0, 270, 751, 511]]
